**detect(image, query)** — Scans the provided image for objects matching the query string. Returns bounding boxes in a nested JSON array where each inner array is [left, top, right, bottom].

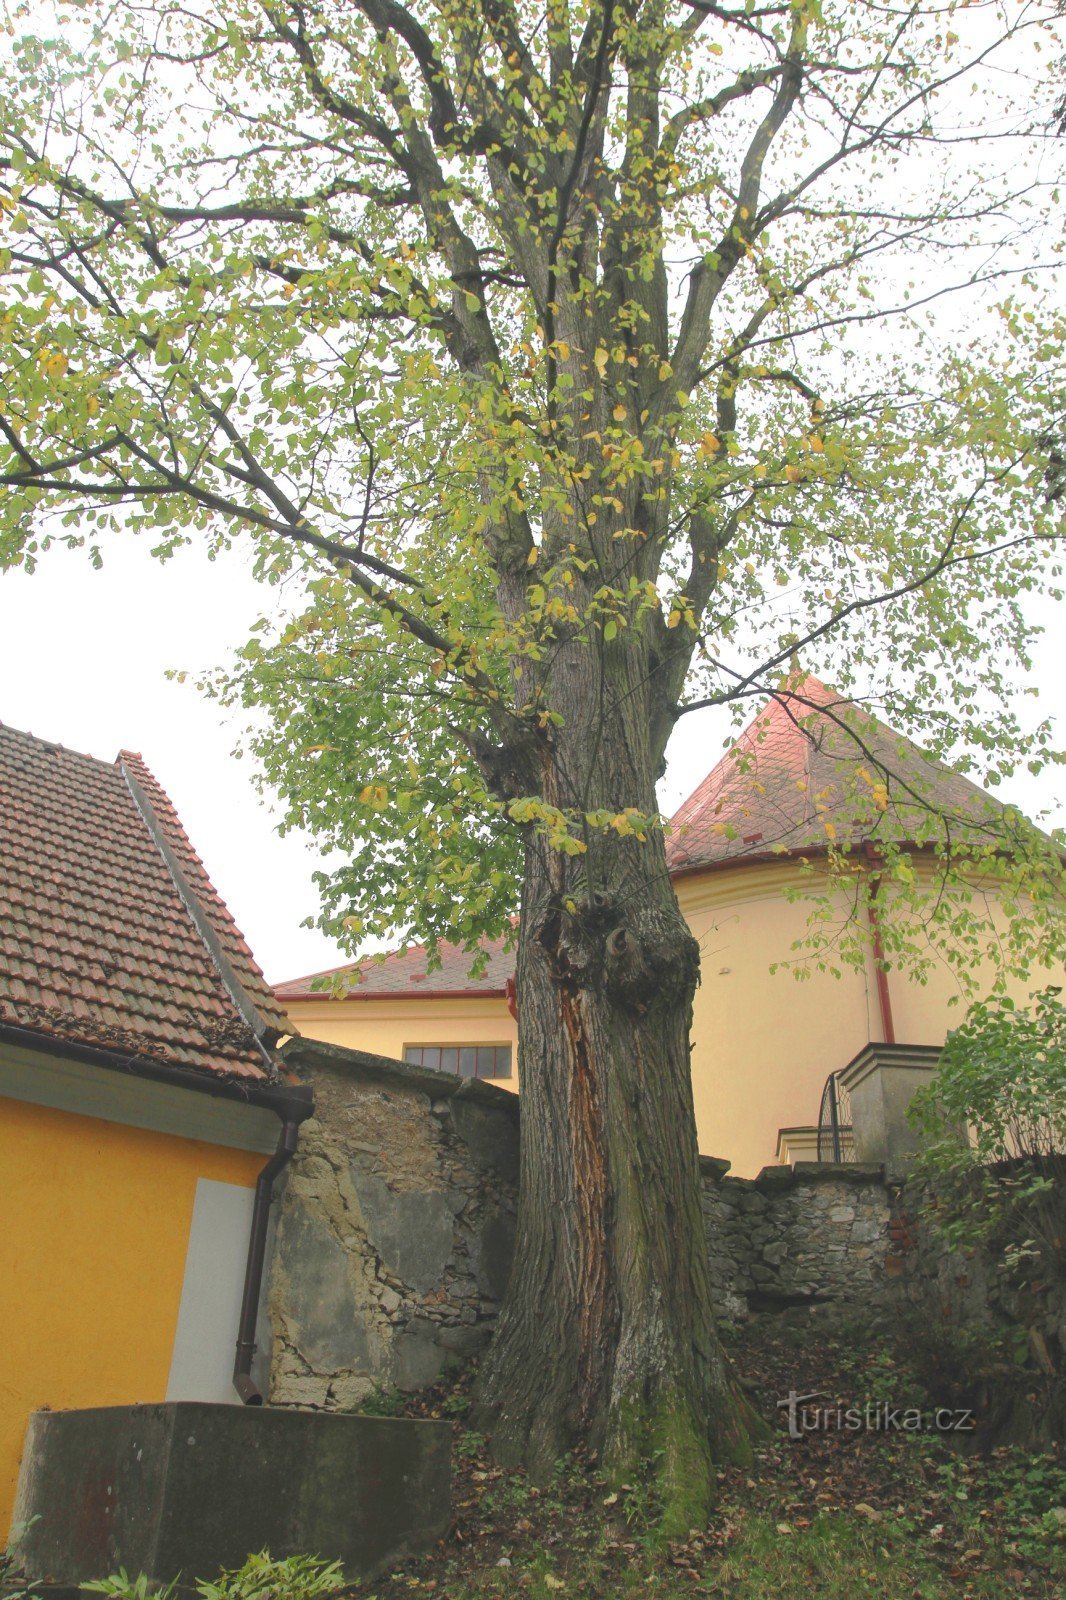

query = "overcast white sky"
[[0, 530, 1062, 986]]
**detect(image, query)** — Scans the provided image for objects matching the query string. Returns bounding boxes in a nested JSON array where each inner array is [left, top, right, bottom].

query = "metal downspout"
[[863, 842, 897, 1045], [233, 1117, 304, 1404], [120, 755, 313, 1404]]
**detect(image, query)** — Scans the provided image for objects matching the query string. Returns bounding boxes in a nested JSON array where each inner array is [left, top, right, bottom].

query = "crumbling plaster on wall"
[[265, 1040, 1062, 1448], [267, 1043, 518, 1411]]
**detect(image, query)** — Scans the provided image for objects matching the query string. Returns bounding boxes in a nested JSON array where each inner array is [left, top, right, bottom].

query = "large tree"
[[1, 0, 1064, 1530]]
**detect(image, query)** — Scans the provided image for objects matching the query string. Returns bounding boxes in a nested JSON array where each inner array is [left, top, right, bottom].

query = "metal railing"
[[816, 1071, 855, 1163]]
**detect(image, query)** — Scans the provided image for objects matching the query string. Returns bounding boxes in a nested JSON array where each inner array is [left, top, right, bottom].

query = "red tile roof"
[[275, 935, 515, 1003], [275, 676, 1010, 1003], [0, 721, 288, 1080], [666, 674, 1007, 876]]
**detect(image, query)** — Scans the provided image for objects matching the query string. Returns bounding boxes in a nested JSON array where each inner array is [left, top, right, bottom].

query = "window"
[[403, 1044, 512, 1080]]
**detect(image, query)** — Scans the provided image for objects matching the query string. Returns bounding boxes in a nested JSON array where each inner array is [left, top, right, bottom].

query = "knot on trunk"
[[462, 727, 537, 801], [602, 911, 700, 1011]]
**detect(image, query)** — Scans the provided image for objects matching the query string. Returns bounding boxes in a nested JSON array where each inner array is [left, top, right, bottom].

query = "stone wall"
[[266, 1041, 904, 1410], [267, 1040, 519, 1410], [266, 1043, 1063, 1444], [701, 1160, 895, 1321], [907, 1171, 1064, 1347]]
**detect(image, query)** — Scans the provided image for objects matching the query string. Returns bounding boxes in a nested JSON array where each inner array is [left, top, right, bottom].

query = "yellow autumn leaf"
[[666, 610, 681, 629], [785, 463, 803, 483], [359, 783, 389, 808], [612, 404, 627, 422], [593, 346, 609, 378], [824, 821, 837, 840]]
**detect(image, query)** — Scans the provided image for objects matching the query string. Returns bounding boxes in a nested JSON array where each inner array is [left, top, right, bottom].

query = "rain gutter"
[[118, 756, 318, 1401], [0, 1020, 313, 1405]]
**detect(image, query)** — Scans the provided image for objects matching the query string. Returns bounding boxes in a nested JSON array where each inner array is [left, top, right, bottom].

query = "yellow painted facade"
[[283, 859, 1058, 1181], [287, 994, 520, 1093], [0, 1094, 261, 1537], [677, 863, 883, 1177]]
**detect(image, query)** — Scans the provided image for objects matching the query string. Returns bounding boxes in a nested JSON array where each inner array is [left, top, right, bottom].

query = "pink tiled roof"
[[0, 721, 288, 1079], [275, 676, 1010, 1001], [666, 675, 1005, 875], [275, 935, 515, 1002]]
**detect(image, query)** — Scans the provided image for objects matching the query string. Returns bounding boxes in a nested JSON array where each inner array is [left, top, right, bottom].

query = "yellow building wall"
[[677, 864, 880, 1178], [874, 867, 1051, 1044], [0, 1095, 262, 1538], [283, 995, 520, 1094], [283, 862, 1058, 1181]]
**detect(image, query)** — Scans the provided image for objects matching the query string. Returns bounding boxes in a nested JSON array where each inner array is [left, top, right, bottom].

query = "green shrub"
[[908, 985, 1066, 1255], [355, 1384, 406, 1417], [195, 1550, 344, 1600], [84, 1551, 343, 1600], [84, 1572, 177, 1600]]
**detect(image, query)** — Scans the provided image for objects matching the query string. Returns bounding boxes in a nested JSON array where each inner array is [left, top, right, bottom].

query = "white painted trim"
[[0, 1041, 280, 1153], [166, 1178, 271, 1404]]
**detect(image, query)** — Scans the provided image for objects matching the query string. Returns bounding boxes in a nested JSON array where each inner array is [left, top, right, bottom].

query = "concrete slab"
[[11, 1403, 450, 1585]]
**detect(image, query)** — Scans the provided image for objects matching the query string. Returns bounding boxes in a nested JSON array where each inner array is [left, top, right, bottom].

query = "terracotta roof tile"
[[666, 674, 1008, 875], [0, 721, 287, 1080], [275, 935, 516, 1002]]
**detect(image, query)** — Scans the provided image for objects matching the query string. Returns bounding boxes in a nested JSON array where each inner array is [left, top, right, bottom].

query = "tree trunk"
[[475, 661, 758, 1533]]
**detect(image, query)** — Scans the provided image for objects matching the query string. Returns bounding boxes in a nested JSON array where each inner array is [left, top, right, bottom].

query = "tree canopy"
[[2, 0, 1065, 1517], [1, 2, 1063, 975]]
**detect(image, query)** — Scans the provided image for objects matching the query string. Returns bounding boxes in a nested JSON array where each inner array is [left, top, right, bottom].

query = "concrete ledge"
[[281, 1036, 521, 1117], [789, 1161, 887, 1185], [12, 1403, 450, 1585]]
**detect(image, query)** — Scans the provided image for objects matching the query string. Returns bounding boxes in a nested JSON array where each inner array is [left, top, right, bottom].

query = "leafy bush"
[[355, 1384, 406, 1417], [0, 1520, 40, 1600], [84, 1572, 176, 1600], [195, 1551, 343, 1600], [908, 986, 1066, 1254], [84, 1552, 343, 1600]]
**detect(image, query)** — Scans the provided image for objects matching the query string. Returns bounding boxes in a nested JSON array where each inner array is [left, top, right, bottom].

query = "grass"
[[4, 1322, 1059, 1600], [361, 1318, 1064, 1600]]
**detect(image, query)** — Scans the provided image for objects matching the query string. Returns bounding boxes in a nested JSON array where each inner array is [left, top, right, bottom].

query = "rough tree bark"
[[473, 601, 759, 1529]]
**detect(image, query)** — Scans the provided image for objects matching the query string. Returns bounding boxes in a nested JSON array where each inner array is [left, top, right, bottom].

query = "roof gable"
[[666, 675, 1008, 875], [0, 722, 287, 1080]]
